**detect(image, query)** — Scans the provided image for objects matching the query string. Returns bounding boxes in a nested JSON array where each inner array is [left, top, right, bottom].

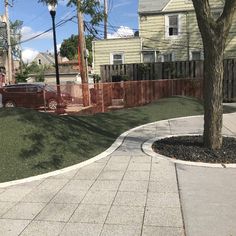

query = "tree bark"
[[203, 44, 224, 149], [192, 0, 236, 150]]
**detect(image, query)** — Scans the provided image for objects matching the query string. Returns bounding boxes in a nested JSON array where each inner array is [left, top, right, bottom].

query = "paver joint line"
[[174, 163, 187, 236], [0, 112, 235, 236]]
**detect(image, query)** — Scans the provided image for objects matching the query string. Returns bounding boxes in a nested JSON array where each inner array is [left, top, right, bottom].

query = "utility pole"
[[77, 0, 89, 107], [5, 0, 13, 84], [104, 0, 108, 39]]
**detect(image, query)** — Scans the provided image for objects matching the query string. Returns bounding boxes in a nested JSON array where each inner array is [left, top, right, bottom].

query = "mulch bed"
[[152, 136, 236, 164]]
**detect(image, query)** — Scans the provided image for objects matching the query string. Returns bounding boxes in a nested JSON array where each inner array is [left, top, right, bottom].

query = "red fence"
[[100, 59, 236, 102], [0, 79, 202, 113], [92, 79, 203, 113], [0, 79, 203, 114]]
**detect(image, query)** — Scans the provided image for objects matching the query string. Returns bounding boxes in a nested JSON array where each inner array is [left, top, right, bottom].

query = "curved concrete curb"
[[142, 134, 236, 168], [1, 113, 235, 188], [0, 118, 164, 188], [0, 130, 125, 188]]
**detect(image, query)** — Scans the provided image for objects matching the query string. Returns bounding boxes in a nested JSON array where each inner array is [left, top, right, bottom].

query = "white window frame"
[[142, 51, 156, 63], [110, 52, 124, 65], [190, 50, 203, 61], [165, 14, 181, 39], [160, 52, 175, 62]]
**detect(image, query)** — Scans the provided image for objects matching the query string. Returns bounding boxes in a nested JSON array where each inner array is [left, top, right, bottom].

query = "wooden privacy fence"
[[100, 59, 236, 102], [100, 61, 204, 82], [223, 59, 236, 102], [92, 79, 203, 112]]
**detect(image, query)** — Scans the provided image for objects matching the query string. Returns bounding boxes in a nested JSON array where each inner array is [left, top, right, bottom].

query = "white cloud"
[[108, 26, 134, 39], [58, 0, 69, 6], [22, 48, 39, 63], [113, 1, 132, 9], [49, 44, 61, 54], [21, 26, 53, 41], [57, 44, 62, 51]]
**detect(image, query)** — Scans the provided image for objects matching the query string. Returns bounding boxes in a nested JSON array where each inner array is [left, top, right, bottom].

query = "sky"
[[0, 0, 139, 62]]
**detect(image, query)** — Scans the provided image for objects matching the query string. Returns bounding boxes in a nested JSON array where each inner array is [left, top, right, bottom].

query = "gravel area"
[[152, 136, 236, 163]]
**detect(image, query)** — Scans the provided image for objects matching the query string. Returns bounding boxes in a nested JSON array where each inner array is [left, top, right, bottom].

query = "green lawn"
[[0, 96, 234, 183]]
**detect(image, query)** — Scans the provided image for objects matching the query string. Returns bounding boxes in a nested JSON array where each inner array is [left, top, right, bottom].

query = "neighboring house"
[[93, 37, 142, 74], [32, 52, 69, 66], [32, 52, 55, 66], [29, 58, 93, 84], [93, 0, 236, 75], [138, 0, 236, 62]]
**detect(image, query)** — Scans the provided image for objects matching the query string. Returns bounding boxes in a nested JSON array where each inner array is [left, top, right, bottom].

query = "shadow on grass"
[[223, 105, 236, 113], [20, 133, 45, 159], [33, 154, 63, 170], [0, 96, 205, 177]]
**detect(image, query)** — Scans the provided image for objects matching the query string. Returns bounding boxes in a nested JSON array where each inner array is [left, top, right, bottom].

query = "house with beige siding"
[[92, 37, 142, 75], [93, 0, 236, 75]]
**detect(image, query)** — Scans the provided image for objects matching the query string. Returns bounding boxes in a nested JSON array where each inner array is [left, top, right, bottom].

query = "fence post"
[[0, 93, 2, 108]]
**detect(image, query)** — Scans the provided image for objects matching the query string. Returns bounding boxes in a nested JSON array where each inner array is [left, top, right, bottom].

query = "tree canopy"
[[10, 20, 23, 60], [15, 62, 50, 83], [38, 0, 104, 26], [60, 34, 94, 65]]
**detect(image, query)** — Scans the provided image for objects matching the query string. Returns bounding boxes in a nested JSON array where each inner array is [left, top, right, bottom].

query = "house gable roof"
[[33, 52, 55, 64], [139, 0, 171, 14], [40, 52, 55, 64]]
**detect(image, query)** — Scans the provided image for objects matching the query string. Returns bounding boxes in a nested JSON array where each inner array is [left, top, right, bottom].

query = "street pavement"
[[0, 112, 235, 236]]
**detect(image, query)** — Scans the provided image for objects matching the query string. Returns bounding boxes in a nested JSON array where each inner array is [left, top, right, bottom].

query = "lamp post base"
[[55, 102, 66, 115]]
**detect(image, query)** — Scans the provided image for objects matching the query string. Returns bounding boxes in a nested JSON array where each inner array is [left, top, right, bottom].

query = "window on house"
[[191, 51, 201, 60], [168, 15, 179, 36], [163, 53, 173, 62], [38, 59, 41, 65], [143, 51, 155, 63], [111, 53, 124, 65]]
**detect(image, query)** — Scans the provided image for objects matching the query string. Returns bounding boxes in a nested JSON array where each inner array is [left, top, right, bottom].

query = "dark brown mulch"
[[152, 136, 236, 163]]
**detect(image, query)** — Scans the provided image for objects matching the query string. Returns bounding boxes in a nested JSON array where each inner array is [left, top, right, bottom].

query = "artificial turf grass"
[[0, 96, 233, 183]]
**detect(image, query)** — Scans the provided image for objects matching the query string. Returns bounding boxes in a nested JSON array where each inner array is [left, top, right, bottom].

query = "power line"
[[9, 16, 77, 47], [85, 22, 204, 51], [108, 0, 113, 13], [6, 6, 77, 47], [5, 12, 235, 51]]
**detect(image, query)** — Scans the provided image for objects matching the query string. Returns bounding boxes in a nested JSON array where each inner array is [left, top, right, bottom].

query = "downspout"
[[186, 11, 190, 62], [141, 37, 143, 63]]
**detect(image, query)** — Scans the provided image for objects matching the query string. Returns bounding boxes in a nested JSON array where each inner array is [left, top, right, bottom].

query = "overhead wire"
[[9, 15, 77, 47], [6, 6, 236, 52], [7, 6, 78, 47]]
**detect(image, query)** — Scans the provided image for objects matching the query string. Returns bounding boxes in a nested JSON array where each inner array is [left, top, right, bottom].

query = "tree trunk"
[[203, 43, 224, 149]]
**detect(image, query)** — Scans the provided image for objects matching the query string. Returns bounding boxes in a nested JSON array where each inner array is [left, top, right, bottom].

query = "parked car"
[[0, 83, 73, 110]]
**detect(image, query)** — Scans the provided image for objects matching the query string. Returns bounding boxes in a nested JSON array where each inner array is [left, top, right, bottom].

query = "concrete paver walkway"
[[0, 113, 235, 236], [176, 113, 236, 236]]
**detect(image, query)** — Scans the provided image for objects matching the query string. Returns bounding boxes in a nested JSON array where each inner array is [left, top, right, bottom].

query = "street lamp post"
[[48, 3, 65, 114]]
